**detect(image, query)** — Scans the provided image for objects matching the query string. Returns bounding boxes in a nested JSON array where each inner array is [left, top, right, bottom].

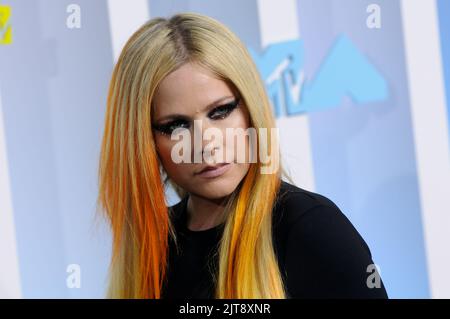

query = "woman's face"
[[152, 62, 251, 200]]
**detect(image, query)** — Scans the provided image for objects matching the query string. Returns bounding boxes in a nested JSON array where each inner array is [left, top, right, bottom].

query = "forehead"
[[153, 63, 235, 117]]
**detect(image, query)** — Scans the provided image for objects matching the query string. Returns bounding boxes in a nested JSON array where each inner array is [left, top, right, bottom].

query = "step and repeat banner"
[[0, 0, 449, 298]]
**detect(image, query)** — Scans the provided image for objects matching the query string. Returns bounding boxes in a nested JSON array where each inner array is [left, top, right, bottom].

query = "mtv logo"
[[249, 35, 388, 117], [0, 5, 12, 45]]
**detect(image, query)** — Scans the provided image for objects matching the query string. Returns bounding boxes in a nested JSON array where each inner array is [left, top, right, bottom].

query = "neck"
[[186, 193, 230, 231]]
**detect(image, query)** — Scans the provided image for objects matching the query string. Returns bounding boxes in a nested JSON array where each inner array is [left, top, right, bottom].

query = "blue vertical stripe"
[[437, 0, 450, 147]]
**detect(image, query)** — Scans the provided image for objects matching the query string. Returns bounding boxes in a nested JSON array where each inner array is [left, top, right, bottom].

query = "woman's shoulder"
[[273, 180, 373, 260], [273, 180, 344, 226], [274, 180, 388, 298]]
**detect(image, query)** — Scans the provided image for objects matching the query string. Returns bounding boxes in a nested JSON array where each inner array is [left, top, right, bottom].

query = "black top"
[[162, 180, 388, 299]]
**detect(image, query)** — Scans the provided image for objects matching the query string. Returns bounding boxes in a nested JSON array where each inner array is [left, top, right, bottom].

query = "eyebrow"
[[154, 95, 236, 123]]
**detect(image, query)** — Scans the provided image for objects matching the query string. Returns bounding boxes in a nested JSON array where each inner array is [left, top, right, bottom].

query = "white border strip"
[[257, 0, 316, 191], [107, 0, 150, 62], [400, 0, 450, 298], [0, 90, 22, 298]]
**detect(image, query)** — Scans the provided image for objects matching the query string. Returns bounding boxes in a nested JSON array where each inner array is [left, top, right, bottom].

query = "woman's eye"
[[153, 120, 190, 135], [209, 98, 240, 120], [153, 98, 240, 135]]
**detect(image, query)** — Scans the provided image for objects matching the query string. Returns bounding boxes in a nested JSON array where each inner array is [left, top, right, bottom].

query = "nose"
[[192, 119, 223, 163]]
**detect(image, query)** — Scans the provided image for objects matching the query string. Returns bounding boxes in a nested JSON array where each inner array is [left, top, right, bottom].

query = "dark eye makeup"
[[152, 97, 241, 136]]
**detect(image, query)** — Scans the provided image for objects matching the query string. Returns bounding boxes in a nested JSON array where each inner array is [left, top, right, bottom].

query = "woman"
[[97, 12, 388, 299]]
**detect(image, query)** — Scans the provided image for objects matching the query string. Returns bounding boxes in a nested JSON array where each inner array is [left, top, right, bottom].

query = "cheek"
[[154, 136, 178, 173], [219, 108, 252, 162], [155, 135, 194, 184], [227, 107, 250, 129], [154, 136, 171, 162]]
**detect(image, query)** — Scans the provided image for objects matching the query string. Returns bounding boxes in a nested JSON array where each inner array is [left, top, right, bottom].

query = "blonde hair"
[[97, 12, 292, 299]]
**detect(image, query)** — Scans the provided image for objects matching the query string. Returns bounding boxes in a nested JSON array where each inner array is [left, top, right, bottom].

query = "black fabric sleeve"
[[283, 204, 389, 299]]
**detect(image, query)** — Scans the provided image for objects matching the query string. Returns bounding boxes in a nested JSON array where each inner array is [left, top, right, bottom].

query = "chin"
[[181, 177, 240, 199], [189, 178, 239, 200]]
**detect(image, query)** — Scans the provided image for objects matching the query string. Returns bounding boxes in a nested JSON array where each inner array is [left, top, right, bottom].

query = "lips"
[[195, 163, 232, 178], [196, 163, 229, 174]]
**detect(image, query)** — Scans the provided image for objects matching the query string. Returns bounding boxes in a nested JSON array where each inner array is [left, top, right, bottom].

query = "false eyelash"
[[208, 98, 240, 120], [152, 119, 189, 136], [153, 97, 241, 136]]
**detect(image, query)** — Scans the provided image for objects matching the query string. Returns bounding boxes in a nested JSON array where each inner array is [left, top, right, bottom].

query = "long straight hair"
[[97, 12, 290, 298]]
